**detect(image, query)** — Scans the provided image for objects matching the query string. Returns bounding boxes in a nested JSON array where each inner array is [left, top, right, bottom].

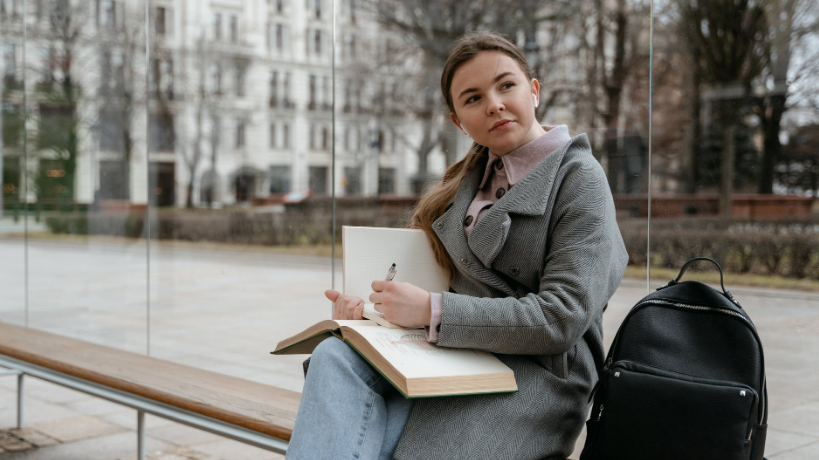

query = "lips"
[[490, 119, 514, 131]]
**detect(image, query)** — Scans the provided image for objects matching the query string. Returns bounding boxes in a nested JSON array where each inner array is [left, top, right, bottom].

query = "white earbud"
[[533, 95, 539, 108]]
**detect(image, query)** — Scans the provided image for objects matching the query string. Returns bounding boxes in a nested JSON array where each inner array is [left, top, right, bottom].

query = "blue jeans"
[[286, 337, 415, 460]]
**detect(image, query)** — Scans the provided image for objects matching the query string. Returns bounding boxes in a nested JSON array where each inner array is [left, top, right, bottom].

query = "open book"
[[271, 226, 517, 397], [272, 320, 517, 397]]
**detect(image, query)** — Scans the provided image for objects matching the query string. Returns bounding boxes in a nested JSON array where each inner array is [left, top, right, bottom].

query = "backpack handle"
[[664, 257, 741, 307]]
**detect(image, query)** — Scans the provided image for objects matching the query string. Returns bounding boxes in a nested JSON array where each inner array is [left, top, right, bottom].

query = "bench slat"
[[0, 322, 300, 440]]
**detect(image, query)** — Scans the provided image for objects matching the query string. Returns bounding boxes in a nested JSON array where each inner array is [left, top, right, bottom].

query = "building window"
[[213, 13, 222, 40], [309, 166, 328, 194], [344, 166, 362, 195], [209, 64, 222, 95], [314, 29, 322, 56], [269, 123, 277, 148], [283, 123, 290, 148], [269, 71, 278, 107], [155, 6, 172, 36], [321, 76, 330, 110], [98, 110, 124, 152], [276, 24, 284, 51], [2, 44, 16, 86], [309, 124, 315, 150], [229, 15, 238, 43], [234, 65, 245, 97], [235, 119, 245, 147], [149, 113, 175, 152], [283, 72, 293, 107], [314, 0, 321, 19], [100, 0, 116, 29], [308, 74, 316, 110], [275, 0, 284, 14], [152, 57, 174, 100], [99, 160, 129, 199], [268, 166, 291, 194], [321, 126, 329, 151], [378, 168, 396, 195]]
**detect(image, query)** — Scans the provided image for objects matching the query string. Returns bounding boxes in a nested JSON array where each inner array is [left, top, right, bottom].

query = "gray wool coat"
[[393, 134, 629, 460]]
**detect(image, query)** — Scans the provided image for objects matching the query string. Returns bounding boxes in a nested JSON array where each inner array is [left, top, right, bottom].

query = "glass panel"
[[146, 0, 334, 393], [651, 0, 819, 457], [649, 2, 819, 282], [0, 1, 26, 325], [20, 0, 148, 352]]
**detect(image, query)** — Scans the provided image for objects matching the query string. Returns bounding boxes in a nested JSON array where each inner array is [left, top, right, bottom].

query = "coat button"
[[495, 188, 506, 199], [510, 267, 520, 276], [436, 222, 443, 229], [463, 215, 473, 226], [460, 258, 466, 264], [494, 160, 504, 170]]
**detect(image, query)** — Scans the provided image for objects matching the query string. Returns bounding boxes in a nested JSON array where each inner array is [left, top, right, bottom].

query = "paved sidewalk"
[[1, 237, 819, 458]]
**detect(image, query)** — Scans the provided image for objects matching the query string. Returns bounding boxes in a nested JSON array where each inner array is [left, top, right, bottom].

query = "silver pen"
[[385, 263, 397, 281]]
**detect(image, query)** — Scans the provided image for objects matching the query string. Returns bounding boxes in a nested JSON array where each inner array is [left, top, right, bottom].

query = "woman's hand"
[[369, 281, 432, 328], [325, 289, 365, 320]]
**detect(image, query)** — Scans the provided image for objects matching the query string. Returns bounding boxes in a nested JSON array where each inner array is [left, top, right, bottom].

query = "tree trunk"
[[758, 94, 786, 194], [686, 47, 702, 194], [719, 122, 735, 217]]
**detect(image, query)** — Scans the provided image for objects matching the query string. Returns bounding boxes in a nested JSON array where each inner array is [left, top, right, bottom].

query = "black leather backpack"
[[580, 258, 768, 460]]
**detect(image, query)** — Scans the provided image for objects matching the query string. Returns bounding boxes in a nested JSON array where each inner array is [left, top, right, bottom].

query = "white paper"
[[342, 226, 449, 301]]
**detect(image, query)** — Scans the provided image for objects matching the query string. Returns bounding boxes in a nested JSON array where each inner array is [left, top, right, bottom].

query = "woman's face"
[[449, 51, 542, 156]]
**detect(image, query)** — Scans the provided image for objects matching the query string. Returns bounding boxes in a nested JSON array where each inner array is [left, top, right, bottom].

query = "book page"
[[343, 227, 449, 301], [345, 324, 511, 379]]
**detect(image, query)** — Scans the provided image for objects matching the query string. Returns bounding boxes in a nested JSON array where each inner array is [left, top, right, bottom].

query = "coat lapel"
[[431, 135, 584, 295], [468, 137, 575, 267]]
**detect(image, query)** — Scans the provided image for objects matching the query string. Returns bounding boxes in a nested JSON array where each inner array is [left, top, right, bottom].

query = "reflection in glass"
[[1, 3, 25, 325], [11, 0, 149, 352], [146, 0, 334, 394]]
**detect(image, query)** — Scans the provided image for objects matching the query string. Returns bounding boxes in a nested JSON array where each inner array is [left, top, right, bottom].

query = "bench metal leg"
[[17, 373, 25, 429], [138, 410, 146, 460]]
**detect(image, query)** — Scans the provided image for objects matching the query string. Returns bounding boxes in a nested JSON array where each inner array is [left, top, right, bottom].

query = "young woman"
[[286, 31, 628, 460]]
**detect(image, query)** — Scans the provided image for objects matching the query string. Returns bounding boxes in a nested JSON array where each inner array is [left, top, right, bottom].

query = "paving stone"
[[31, 415, 126, 443], [769, 438, 819, 459], [0, 432, 33, 451], [765, 427, 819, 457], [65, 397, 131, 416], [0, 431, 172, 460], [125, 446, 218, 460], [100, 411, 173, 431], [146, 422, 222, 446], [192, 438, 284, 460], [8, 427, 60, 448]]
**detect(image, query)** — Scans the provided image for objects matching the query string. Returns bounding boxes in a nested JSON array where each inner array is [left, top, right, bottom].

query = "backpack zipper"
[[605, 299, 767, 424]]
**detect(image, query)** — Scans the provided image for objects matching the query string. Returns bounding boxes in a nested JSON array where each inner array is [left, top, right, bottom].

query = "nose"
[[486, 93, 504, 115]]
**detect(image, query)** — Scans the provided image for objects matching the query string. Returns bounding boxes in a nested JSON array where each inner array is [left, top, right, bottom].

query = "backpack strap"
[[663, 257, 741, 307]]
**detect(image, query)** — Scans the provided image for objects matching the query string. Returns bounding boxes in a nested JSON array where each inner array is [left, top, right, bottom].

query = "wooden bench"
[[0, 322, 300, 458]]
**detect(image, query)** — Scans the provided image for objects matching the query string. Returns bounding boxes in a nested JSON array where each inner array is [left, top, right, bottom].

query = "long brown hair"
[[410, 31, 537, 281]]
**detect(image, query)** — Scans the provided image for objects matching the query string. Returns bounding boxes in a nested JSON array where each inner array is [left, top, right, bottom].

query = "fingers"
[[352, 302, 365, 320], [345, 296, 364, 320], [371, 280, 387, 292], [325, 289, 341, 302]]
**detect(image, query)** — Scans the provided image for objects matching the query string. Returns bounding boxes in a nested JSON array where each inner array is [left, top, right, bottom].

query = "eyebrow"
[[457, 71, 514, 100]]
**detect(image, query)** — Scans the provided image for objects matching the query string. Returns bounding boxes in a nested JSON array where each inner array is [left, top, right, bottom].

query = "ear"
[[450, 113, 465, 134], [531, 79, 541, 106]]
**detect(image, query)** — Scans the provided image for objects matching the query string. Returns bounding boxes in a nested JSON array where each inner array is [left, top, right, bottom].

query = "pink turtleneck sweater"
[[425, 125, 572, 343]]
